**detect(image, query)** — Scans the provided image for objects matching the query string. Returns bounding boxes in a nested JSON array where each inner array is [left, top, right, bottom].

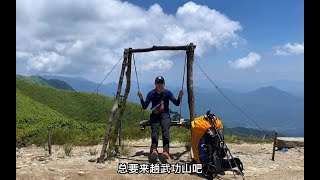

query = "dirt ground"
[[16, 138, 304, 180]]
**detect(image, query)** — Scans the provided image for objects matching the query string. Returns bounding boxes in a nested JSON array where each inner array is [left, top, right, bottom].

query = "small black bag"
[[152, 93, 165, 115]]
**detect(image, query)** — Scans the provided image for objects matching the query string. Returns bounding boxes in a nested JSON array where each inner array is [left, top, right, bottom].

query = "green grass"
[[16, 74, 75, 91], [16, 89, 69, 124], [224, 134, 273, 144], [16, 79, 150, 147], [17, 79, 149, 124], [16, 75, 50, 87]]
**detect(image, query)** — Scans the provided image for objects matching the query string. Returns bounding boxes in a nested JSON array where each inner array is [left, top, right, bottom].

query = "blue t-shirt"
[[140, 89, 180, 113]]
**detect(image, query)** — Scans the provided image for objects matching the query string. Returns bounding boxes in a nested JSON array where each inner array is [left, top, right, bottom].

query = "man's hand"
[[137, 90, 143, 99], [178, 90, 184, 99]]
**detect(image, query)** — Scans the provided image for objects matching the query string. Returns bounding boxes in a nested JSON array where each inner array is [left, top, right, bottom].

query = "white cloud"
[[141, 59, 173, 72], [229, 52, 261, 69], [67, 40, 84, 55], [174, 2, 243, 54], [16, 0, 243, 80], [274, 42, 304, 56], [16, 51, 32, 59], [55, 43, 66, 52], [26, 51, 71, 73]]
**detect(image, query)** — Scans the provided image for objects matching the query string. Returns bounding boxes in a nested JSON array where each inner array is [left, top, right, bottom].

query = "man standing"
[[138, 76, 184, 163]]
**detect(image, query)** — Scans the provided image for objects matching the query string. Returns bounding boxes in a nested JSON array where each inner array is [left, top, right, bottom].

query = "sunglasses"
[[156, 81, 164, 84]]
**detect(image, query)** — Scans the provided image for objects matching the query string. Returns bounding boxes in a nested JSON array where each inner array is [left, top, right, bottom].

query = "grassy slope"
[[16, 74, 75, 91], [16, 79, 152, 146]]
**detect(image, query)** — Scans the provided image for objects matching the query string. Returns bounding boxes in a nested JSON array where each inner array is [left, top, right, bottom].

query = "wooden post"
[[48, 130, 51, 155], [129, 45, 189, 53], [271, 131, 278, 161], [186, 43, 196, 122], [186, 43, 196, 159], [113, 49, 132, 155], [97, 49, 129, 163]]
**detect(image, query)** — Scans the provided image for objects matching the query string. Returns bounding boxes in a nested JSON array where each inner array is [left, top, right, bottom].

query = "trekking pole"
[[207, 111, 245, 180]]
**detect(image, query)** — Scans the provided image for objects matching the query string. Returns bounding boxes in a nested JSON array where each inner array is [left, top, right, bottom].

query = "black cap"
[[155, 76, 165, 83]]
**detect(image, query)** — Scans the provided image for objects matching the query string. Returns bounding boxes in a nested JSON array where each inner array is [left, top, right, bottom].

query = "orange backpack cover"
[[191, 115, 223, 163]]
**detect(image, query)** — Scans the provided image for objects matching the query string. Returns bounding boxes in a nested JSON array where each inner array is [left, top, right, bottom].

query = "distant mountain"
[[42, 75, 155, 102], [248, 86, 290, 96], [16, 74, 75, 91], [42, 75, 119, 95], [263, 80, 304, 97], [245, 86, 300, 105], [212, 80, 304, 97], [170, 86, 304, 137], [224, 126, 279, 137], [41, 75, 304, 137]]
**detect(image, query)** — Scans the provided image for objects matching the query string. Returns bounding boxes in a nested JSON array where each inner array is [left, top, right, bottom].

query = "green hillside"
[[16, 88, 106, 146], [16, 89, 69, 123], [16, 79, 149, 123], [16, 79, 151, 147], [16, 74, 75, 91], [17, 89, 80, 146]]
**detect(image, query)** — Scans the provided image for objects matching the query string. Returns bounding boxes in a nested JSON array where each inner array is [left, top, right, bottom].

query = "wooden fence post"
[[271, 131, 278, 161], [48, 130, 52, 155]]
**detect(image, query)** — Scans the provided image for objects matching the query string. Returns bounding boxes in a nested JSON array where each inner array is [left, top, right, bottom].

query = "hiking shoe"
[[159, 151, 171, 164], [149, 149, 158, 163]]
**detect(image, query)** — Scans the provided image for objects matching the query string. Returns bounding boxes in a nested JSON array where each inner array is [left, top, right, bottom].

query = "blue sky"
[[127, 0, 304, 46], [16, 0, 304, 87]]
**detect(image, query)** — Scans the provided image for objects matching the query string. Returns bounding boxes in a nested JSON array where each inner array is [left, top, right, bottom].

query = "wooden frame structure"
[[97, 43, 196, 163]]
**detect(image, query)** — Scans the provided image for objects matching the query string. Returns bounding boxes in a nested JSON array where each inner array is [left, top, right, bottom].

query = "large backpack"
[[191, 114, 243, 179], [191, 115, 224, 164]]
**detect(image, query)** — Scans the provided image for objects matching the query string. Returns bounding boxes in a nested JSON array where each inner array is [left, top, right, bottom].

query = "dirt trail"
[[16, 138, 304, 180]]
